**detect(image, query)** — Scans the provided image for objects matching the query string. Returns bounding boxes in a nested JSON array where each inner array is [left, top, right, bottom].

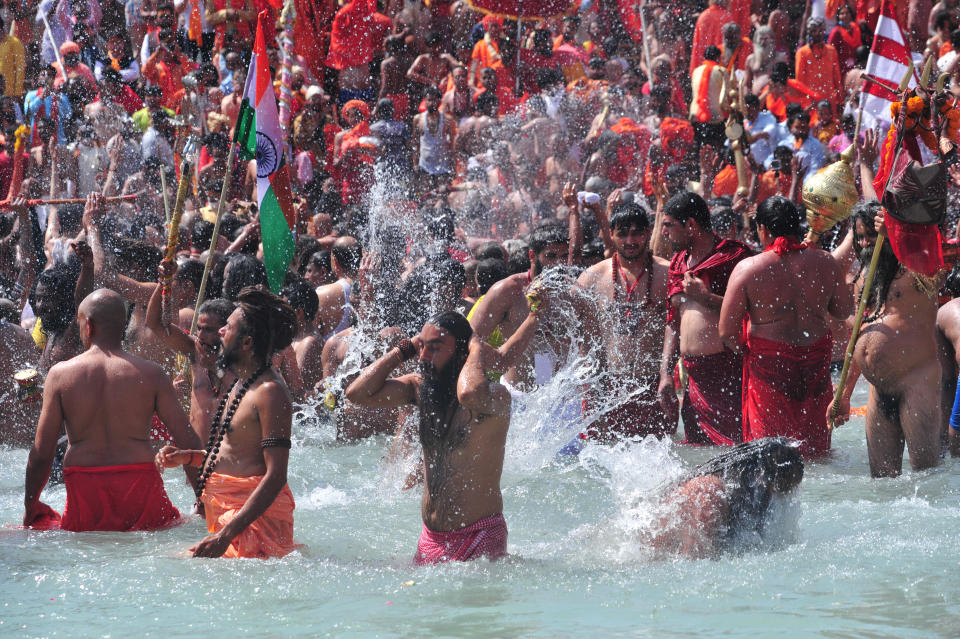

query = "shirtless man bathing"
[[157, 288, 300, 558], [346, 311, 511, 564], [23, 289, 202, 531], [719, 196, 853, 456]]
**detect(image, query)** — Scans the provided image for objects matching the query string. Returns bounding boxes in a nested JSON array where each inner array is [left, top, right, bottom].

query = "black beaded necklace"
[[194, 362, 271, 500]]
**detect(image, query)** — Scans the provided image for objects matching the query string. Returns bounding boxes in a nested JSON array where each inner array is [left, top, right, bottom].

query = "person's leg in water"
[[865, 387, 906, 477], [898, 362, 941, 472]]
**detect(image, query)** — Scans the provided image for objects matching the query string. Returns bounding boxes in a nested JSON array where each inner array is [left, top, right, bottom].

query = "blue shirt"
[[745, 110, 779, 167], [777, 135, 825, 183]]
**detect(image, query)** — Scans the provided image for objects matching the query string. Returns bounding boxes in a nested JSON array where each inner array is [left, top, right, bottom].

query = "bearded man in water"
[[156, 287, 299, 559], [658, 192, 753, 445], [23, 289, 201, 531], [577, 199, 672, 440], [346, 311, 511, 564], [719, 196, 853, 456]]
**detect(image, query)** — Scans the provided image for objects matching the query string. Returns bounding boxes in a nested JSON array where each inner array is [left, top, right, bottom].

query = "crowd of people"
[[2, 0, 960, 563]]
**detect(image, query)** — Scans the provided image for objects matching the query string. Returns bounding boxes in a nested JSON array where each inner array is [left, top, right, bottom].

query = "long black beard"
[[417, 359, 462, 447], [216, 344, 239, 372]]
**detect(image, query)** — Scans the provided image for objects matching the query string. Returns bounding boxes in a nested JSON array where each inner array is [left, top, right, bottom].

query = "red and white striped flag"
[[859, 0, 920, 131]]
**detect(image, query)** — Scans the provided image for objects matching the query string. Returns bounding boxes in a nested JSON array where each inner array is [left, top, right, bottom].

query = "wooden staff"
[[162, 138, 198, 269], [0, 194, 138, 207], [829, 63, 917, 428]]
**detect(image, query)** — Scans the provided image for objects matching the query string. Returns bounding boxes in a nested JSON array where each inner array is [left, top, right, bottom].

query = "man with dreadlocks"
[[346, 311, 511, 564], [156, 287, 300, 558], [831, 198, 943, 476]]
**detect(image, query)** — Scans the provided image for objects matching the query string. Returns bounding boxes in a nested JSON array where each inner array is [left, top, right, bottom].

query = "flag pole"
[[828, 62, 916, 428], [187, 98, 252, 336]]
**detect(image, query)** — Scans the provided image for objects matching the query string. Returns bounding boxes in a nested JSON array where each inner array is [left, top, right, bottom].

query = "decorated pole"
[[828, 62, 918, 428], [0, 194, 138, 207], [187, 99, 254, 336], [162, 137, 199, 271], [277, 0, 296, 140]]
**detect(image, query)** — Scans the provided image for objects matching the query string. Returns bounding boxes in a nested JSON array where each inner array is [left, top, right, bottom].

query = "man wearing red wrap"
[[658, 193, 753, 445], [23, 287, 202, 531], [719, 197, 853, 456]]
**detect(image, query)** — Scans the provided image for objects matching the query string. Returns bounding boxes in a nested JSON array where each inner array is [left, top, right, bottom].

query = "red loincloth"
[[681, 350, 743, 445], [201, 472, 298, 559], [27, 463, 182, 532], [414, 514, 508, 565], [585, 376, 675, 440], [667, 235, 753, 325], [742, 333, 833, 456]]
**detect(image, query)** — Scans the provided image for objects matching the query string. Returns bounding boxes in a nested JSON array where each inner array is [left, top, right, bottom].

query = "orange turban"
[[481, 15, 504, 30], [342, 99, 370, 121]]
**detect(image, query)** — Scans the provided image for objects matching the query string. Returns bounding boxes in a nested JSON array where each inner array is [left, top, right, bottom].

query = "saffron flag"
[[238, 11, 296, 293]]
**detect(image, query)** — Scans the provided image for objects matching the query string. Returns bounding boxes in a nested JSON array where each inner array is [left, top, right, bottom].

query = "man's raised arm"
[[82, 193, 157, 305], [457, 337, 511, 418], [344, 339, 419, 408], [145, 261, 196, 357]]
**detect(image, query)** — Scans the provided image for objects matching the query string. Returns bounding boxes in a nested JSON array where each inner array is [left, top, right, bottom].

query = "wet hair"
[[427, 211, 455, 244], [504, 239, 531, 273], [476, 257, 509, 295], [331, 237, 362, 273], [609, 202, 650, 233], [770, 61, 790, 84], [418, 311, 473, 447], [197, 297, 234, 325], [35, 265, 78, 331], [293, 236, 322, 275], [423, 85, 443, 100], [528, 223, 569, 254], [787, 110, 810, 128], [744, 93, 760, 108], [755, 196, 802, 238], [711, 205, 740, 235], [192, 220, 214, 252], [703, 46, 721, 62], [281, 277, 319, 321], [475, 91, 498, 116], [663, 191, 711, 230], [425, 30, 443, 47], [851, 199, 901, 320], [235, 286, 297, 361], [223, 254, 268, 301], [684, 437, 804, 539], [116, 240, 164, 281], [57, 203, 84, 236], [307, 249, 331, 273], [175, 259, 205, 290], [474, 240, 507, 262]]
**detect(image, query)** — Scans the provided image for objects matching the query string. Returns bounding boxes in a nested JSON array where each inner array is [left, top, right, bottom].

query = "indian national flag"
[[235, 11, 295, 293]]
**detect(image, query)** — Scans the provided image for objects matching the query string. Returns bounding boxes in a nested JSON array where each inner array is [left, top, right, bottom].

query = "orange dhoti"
[[201, 473, 298, 559]]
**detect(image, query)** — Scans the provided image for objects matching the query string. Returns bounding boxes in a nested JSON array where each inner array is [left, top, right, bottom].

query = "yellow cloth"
[[201, 473, 298, 559], [0, 35, 26, 97], [31, 317, 46, 351], [466, 295, 504, 382]]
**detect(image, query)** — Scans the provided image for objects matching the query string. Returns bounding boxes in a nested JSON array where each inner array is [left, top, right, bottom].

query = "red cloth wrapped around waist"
[[201, 473, 298, 559], [681, 349, 743, 445], [742, 333, 833, 455], [415, 513, 508, 565], [60, 462, 181, 532]]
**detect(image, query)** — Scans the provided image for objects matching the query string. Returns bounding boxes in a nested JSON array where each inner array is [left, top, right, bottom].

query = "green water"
[[1, 382, 959, 639]]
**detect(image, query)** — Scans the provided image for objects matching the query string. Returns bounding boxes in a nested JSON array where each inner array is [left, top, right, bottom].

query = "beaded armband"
[[261, 437, 292, 449]]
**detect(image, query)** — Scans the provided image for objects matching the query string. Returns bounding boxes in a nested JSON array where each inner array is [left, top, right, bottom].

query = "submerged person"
[[156, 288, 300, 559], [659, 192, 753, 445], [346, 312, 511, 565], [719, 197, 853, 456], [23, 289, 202, 531], [648, 437, 804, 558]]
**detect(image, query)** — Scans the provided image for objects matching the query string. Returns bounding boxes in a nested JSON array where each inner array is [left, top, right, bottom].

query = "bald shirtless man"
[[577, 196, 672, 440], [658, 192, 753, 445], [23, 289, 202, 531], [316, 237, 360, 342], [157, 287, 299, 559], [346, 311, 511, 564], [719, 196, 853, 456]]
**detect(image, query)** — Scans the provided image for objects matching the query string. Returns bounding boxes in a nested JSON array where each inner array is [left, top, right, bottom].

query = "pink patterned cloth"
[[414, 514, 508, 565]]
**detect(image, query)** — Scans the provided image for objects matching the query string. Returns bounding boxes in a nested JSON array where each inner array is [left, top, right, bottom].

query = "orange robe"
[[201, 473, 298, 559], [471, 36, 504, 88], [795, 43, 843, 107], [689, 4, 734, 75]]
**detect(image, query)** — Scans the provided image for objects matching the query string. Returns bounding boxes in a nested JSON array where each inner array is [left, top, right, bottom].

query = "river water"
[[1, 379, 959, 638]]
